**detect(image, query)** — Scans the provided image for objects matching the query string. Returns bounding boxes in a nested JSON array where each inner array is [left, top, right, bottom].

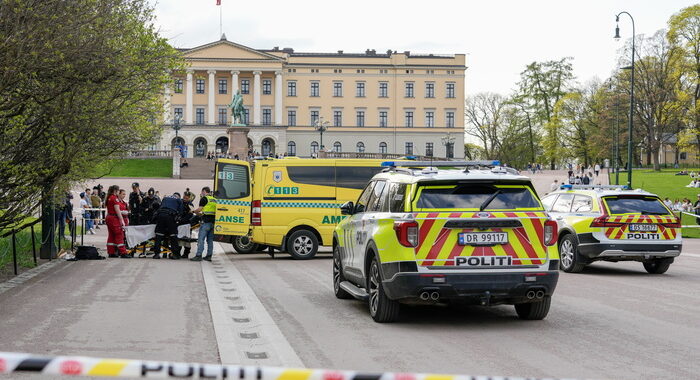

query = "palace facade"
[[161, 36, 466, 158]]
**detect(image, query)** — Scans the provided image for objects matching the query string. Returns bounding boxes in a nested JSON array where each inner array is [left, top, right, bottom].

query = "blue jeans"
[[196, 222, 214, 257], [84, 211, 93, 231]]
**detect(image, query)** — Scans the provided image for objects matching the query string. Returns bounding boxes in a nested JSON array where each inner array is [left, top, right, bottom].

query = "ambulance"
[[333, 161, 560, 322], [213, 158, 390, 259]]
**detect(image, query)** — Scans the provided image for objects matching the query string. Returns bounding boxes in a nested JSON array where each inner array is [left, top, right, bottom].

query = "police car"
[[332, 161, 560, 322], [541, 185, 682, 274]]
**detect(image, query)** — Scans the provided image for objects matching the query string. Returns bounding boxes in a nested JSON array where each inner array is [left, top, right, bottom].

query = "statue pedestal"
[[227, 124, 249, 159]]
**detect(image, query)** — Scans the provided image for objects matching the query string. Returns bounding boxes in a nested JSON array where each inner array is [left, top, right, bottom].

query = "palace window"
[[218, 108, 227, 125], [333, 82, 343, 97], [288, 110, 296, 126], [379, 82, 388, 97], [356, 142, 365, 153], [174, 107, 183, 120], [379, 111, 388, 127], [446, 82, 456, 98], [263, 79, 272, 95], [310, 110, 319, 125], [287, 81, 297, 97], [356, 82, 365, 97], [446, 111, 455, 128], [196, 79, 205, 94], [174, 79, 183, 93], [425, 111, 434, 127], [405, 142, 414, 155], [241, 79, 250, 94], [379, 142, 388, 154], [287, 141, 296, 156], [426, 142, 434, 157], [218, 79, 227, 94], [333, 141, 342, 152], [405, 82, 414, 98], [243, 108, 250, 124], [356, 110, 365, 127], [196, 108, 205, 124], [310, 81, 320, 97], [262, 109, 272, 125], [311, 141, 319, 154], [405, 111, 414, 127], [425, 82, 435, 98], [333, 110, 342, 127]]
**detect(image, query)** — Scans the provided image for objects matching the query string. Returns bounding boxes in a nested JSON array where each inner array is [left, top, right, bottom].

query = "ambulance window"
[[287, 166, 335, 186], [216, 163, 249, 199], [355, 181, 376, 214], [541, 194, 557, 211], [571, 195, 592, 212], [367, 181, 387, 212], [551, 193, 574, 213], [336, 166, 385, 189], [382, 183, 408, 212]]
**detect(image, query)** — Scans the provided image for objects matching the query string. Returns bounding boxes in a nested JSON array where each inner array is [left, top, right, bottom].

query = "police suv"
[[332, 161, 560, 322], [541, 185, 682, 274]]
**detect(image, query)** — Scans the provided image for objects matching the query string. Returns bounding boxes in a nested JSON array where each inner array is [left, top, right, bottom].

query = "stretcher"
[[124, 223, 199, 257]]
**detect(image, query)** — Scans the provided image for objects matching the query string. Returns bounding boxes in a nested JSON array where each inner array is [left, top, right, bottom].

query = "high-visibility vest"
[[203, 195, 217, 215]]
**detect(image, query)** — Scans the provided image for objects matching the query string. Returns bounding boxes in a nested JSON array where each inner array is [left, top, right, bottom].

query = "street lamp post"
[[314, 117, 329, 152], [172, 114, 182, 155], [441, 133, 455, 159], [615, 11, 635, 188]]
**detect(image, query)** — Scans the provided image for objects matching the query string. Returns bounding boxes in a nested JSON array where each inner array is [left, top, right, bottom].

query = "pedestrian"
[[594, 163, 601, 177], [55, 192, 73, 240], [694, 194, 700, 224], [191, 186, 216, 262], [549, 179, 559, 193], [153, 192, 184, 259], [129, 182, 144, 225], [574, 176, 582, 185], [179, 192, 196, 259], [105, 185, 129, 258], [582, 174, 590, 185], [141, 187, 160, 224], [79, 192, 95, 234], [90, 188, 102, 228]]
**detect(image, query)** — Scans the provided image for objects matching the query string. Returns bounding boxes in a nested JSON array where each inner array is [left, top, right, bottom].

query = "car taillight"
[[663, 217, 681, 229], [251, 200, 262, 226], [394, 221, 419, 247], [590, 216, 623, 228], [543, 220, 558, 246]]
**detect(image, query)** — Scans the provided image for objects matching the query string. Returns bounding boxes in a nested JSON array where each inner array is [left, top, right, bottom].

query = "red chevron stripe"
[[415, 212, 439, 253], [421, 212, 461, 266]]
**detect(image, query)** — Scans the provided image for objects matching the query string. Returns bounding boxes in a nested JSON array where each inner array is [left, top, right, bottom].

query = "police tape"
[[680, 211, 700, 228], [0, 352, 566, 380]]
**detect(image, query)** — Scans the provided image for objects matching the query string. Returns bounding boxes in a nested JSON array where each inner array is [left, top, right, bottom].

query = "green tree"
[[516, 58, 575, 169], [0, 0, 182, 231]]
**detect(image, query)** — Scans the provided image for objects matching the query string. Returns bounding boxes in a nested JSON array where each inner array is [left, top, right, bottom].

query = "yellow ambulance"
[[213, 158, 390, 259]]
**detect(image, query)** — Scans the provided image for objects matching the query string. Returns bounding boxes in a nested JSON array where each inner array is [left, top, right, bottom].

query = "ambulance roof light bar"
[[560, 184, 631, 191]]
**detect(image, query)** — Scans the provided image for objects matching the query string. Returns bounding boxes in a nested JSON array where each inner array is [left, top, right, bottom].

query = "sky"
[[151, 0, 698, 97]]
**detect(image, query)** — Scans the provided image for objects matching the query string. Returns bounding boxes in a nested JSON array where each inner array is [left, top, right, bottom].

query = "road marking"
[[202, 243, 303, 367]]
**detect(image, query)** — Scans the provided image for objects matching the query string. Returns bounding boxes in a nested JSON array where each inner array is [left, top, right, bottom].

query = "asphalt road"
[[226, 244, 700, 380]]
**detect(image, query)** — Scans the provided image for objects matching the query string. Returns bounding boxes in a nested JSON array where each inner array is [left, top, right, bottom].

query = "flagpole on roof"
[[219, 2, 222, 38]]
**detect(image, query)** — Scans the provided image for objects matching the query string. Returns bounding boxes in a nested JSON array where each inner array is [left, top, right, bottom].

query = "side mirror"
[[340, 201, 354, 215]]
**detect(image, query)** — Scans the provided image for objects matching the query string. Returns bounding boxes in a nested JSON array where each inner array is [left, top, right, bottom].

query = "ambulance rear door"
[[214, 160, 252, 236]]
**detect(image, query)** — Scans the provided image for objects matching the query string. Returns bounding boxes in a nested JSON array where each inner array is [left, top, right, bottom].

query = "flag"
[[216, 0, 221, 5]]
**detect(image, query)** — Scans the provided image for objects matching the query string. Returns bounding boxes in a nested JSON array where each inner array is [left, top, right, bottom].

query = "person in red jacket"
[[105, 185, 130, 258]]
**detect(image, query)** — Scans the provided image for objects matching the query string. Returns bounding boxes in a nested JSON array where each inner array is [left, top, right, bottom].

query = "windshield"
[[603, 196, 670, 215], [415, 184, 541, 210]]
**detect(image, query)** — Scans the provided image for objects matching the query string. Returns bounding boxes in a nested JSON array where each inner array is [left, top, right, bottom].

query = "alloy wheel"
[[560, 239, 574, 268], [369, 263, 380, 315], [293, 236, 313, 256]]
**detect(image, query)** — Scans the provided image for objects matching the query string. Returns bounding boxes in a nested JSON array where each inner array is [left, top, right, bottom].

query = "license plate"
[[458, 232, 508, 245], [629, 224, 658, 232]]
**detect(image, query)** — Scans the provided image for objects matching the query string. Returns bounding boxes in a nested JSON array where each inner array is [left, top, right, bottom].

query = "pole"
[[618, 11, 635, 188], [12, 230, 18, 276], [220, 4, 223, 38], [615, 96, 620, 185], [30, 223, 37, 265], [81, 216, 85, 246]]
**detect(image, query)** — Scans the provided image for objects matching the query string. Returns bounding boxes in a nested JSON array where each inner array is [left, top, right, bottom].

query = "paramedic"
[[153, 193, 184, 260]]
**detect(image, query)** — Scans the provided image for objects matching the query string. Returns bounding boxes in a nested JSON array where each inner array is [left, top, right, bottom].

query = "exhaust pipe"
[[526, 290, 536, 300], [536, 290, 545, 299], [419, 291, 430, 301], [430, 292, 440, 301]]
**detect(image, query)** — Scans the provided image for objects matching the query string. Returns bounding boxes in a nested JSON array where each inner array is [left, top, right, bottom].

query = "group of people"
[[663, 196, 700, 213], [103, 183, 216, 262]]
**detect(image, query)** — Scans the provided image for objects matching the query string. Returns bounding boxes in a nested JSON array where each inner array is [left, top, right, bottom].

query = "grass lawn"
[[610, 169, 700, 238], [93, 158, 172, 178]]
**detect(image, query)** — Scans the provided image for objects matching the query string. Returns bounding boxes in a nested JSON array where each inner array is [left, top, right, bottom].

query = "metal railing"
[[318, 151, 445, 160], [126, 150, 173, 158]]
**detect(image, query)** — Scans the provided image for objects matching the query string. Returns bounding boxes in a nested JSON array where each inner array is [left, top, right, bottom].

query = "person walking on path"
[[594, 163, 601, 177], [80, 192, 95, 234], [105, 185, 129, 258], [191, 187, 216, 262]]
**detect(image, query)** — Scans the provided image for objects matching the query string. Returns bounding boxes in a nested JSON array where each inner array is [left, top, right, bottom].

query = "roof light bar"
[[381, 160, 500, 167], [560, 184, 630, 190]]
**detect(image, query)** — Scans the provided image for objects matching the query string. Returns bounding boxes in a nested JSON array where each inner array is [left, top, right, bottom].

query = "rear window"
[[603, 196, 670, 215], [415, 184, 541, 210]]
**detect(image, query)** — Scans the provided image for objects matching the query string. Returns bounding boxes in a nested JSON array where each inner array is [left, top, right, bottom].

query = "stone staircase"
[[179, 157, 216, 179]]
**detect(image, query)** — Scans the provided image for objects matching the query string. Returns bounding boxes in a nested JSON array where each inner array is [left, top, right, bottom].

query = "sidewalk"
[[0, 224, 220, 366]]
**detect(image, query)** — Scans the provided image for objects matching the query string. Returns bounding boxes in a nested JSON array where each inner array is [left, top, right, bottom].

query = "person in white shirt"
[[594, 163, 601, 176], [549, 179, 559, 193], [79, 192, 95, 234]]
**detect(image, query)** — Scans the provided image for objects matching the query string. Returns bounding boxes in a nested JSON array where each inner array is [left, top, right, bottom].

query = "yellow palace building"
[[161, 35, 466, 158]]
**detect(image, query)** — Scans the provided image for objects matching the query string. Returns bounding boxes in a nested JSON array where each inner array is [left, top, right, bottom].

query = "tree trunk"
[[652, 145, 661, 171], [40, 187, 56, 259]]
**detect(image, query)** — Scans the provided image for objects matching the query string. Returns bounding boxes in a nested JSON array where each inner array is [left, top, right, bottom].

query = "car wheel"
[[333, 245, 352, 299], [367, 255, 400, 323], [514, 296, 551, 320], [232, 235, 259, 254], [286, 230, 318, 260], [643, 258, 673, 274], [559, 234, 585, 273]]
